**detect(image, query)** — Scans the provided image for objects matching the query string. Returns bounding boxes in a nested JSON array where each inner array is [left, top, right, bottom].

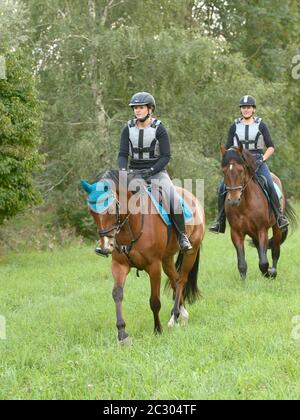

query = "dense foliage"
[[1, 0, 300, 232], [0, 1, 43, 224]]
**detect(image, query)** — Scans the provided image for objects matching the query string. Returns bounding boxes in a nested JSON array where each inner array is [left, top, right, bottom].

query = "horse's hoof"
[[179, 306, 189, 326], [267, 268, 277, 278], [168, 316, 175, 328], [168, 312, 182, 328], [117, 330, 132, 345], [179, 318, 189, 327], [118, 336, 133, 346], [168, 315, 177, 328]]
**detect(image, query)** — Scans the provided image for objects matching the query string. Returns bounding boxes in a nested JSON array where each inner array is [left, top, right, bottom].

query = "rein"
[[224, 175, 254, 194], [97, 190, 145, 264]]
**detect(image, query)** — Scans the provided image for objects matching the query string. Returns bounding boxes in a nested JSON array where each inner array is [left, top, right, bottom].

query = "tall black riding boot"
[[268, 185, 289, 230], [170, 209, 192, 252], [209, 187, 227, 234]]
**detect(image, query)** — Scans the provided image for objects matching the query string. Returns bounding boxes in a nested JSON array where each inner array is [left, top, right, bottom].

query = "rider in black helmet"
[[94, 92, 193, 255], [117, 91, 192, 252], [209, 95, 289, 234]]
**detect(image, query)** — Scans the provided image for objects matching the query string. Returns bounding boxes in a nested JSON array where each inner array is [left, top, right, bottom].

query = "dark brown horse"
[[220, 144, 297, 279], [81, 170, 205, 343]]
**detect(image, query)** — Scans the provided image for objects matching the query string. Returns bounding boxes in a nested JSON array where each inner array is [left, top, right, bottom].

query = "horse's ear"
[[220, 144, 226, 156], [238, 142, 244, 155], [80, 179, 93, 194]]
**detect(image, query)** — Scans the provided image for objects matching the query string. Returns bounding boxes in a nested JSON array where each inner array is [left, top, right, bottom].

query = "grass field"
[[0, 205, 300, 400]]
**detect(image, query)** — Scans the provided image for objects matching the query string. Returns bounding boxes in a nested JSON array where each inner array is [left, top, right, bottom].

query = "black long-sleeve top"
[[118, 123, 171, 174]]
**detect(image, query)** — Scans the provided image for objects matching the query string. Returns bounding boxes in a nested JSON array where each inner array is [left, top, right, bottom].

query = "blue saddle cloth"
[[144, 187, 193, 226]]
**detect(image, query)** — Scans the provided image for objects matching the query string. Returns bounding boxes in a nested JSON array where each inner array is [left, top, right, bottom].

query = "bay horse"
[[81, 170, 205, 344], [220, 144, 297, 279]]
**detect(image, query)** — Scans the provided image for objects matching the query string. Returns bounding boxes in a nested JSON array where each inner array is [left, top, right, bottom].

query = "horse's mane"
[[222, 147, 256, 175], [94, 169, 120, 184]]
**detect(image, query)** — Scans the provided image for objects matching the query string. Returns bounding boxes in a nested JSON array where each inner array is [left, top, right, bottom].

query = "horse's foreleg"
[[231, 231, 247, 279], [257, 230, 269, 277], [112, 260, 130, 343], [148, 262, 162, 335]]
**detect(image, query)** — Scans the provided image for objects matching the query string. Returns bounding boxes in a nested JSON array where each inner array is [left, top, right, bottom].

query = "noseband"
[[95, 189, 145, 263], [97, 200, 125, 238], [223, 160, 254, 196]]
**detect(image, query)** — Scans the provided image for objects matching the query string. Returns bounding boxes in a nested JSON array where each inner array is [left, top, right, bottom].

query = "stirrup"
[[209, 221, 225, 234], [179, 234, 192, 252], [277, 216, 289, 230], [209, 222, 221, 234]]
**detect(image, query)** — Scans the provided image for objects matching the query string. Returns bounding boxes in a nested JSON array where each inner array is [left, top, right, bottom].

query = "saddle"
[[256, 175, 283, 203]]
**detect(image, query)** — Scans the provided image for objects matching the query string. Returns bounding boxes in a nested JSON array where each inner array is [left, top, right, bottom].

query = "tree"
[[194, 0, 300, 199], [0, 1, 43, 224], [22, 0, 299, 235]]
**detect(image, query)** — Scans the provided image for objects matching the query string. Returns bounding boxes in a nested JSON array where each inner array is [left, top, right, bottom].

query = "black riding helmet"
[[129, 92, 156, 111], [239, 95, 256, 108], [129, 92, 156, 123]]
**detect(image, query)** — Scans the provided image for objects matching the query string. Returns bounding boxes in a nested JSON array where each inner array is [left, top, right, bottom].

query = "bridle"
[[97, 200, 125, 238], [92, 187, 145, 263], [223, 158, 256, 196], [224, 179, 250, 194]]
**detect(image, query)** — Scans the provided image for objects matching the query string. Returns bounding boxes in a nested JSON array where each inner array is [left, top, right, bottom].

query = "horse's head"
[[220, 144, 256, 207], [81, 169, 156, 256], [80, 170, 121, 256]]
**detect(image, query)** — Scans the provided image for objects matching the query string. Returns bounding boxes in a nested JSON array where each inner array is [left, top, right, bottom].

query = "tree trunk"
[[88, 0, 110, 164]]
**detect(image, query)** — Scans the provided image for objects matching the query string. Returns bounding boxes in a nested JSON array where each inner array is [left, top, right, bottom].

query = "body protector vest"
[[128, 118, 161, 162], [233, 117, 265, 153]]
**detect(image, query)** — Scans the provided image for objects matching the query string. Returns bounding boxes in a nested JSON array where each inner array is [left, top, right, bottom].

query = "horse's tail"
[[284, 199, 298, 233], [175, 249, 201, 305], [268, 200, 298, 248]]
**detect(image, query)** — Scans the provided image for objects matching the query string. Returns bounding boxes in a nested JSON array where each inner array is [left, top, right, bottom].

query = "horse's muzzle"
[[227, 197, 241, 207], [95, 249, 110, 257], [96, 237, 115, 256]]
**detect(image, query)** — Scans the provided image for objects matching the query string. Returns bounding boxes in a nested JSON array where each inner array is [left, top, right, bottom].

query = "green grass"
[[0, 205, 300, 400]]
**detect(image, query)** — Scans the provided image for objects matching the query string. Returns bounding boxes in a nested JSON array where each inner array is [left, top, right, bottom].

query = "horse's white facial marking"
[[230, 164, 233, 171], [103, 236, 110, 249], [101, 236, 114, 252]]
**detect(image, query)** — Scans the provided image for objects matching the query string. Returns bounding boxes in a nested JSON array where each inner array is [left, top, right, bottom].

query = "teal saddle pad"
[[144, 187, 193, 226]]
